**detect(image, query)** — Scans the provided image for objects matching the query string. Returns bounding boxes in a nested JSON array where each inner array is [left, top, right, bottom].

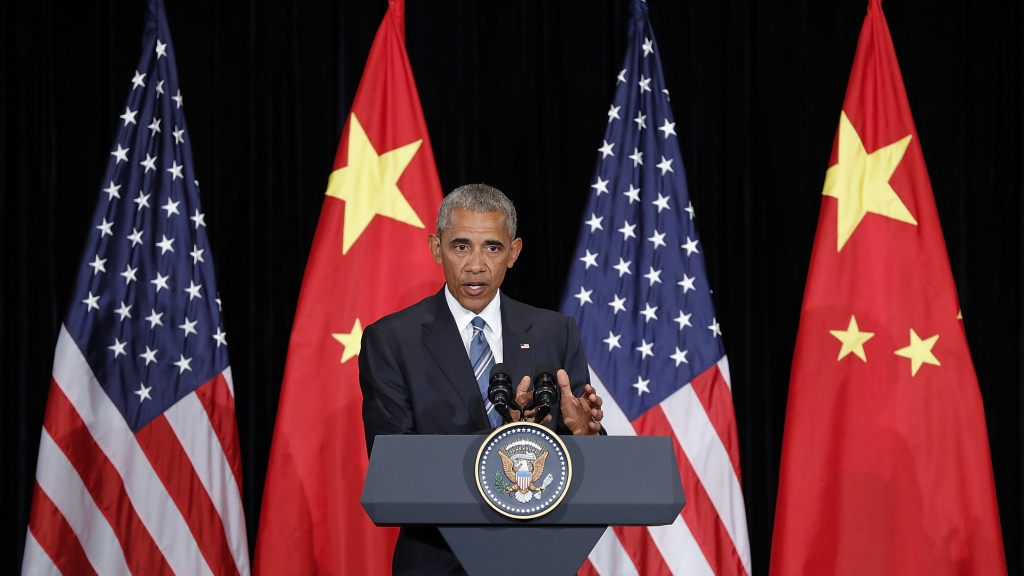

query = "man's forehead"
[[442, 209, 511, 240]]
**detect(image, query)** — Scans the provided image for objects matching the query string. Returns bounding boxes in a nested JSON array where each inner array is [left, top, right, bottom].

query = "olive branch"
[[494, 470, 513, 493]]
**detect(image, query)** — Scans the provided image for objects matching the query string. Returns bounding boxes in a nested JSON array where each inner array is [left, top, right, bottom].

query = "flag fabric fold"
[[563, 1, 750, 575], [770, 1, 1007, 574], [22, 0, 250, 574], [253, 0, 445, 573]]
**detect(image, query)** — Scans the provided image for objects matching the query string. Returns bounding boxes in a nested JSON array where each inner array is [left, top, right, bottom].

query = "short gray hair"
[[436, 183, 518, 239]]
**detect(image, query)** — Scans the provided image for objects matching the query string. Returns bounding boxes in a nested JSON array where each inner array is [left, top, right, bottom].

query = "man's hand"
[[507, 370, 604, 435], [508, 375, 539, 423], [556, 369, 603, 435]]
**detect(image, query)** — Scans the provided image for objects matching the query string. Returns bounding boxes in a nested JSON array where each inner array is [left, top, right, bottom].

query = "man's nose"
[[466, 248, 487, 272]]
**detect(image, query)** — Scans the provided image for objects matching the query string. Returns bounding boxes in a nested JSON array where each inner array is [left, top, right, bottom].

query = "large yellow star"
[[829, 315, 874, 362], [332, 318, 363, 364], [822, 111, 917, 251], [894, 328, 940, 376], [325, 114, 424, 254]]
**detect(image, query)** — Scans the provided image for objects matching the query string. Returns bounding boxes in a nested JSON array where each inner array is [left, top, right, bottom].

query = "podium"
[[361, 433, 685, 575]]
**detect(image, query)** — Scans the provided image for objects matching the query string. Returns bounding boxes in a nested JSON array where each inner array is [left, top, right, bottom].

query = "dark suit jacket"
[[359, 288, 592, 575]]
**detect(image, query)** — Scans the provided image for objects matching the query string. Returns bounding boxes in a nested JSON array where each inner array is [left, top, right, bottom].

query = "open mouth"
[[462, 282, 487, 296]]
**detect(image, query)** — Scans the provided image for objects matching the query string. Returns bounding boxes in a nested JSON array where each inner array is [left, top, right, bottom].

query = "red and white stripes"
[[581, 358, 750, 576], [23, 326, 250, 575]]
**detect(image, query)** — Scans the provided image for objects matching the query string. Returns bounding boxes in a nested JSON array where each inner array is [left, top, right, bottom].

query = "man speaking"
[[359, 183, 605, 575]]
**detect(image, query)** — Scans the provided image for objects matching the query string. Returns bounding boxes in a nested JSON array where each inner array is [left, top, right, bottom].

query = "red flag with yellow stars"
[[254, 1, 444, 573], [770, 1, 1007, 574]]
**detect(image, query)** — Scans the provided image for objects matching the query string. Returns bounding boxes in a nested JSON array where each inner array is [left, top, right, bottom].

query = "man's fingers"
[[515, 376, 534, 407], [556, 369, 573, 395], [584, 385, 603, 406], [519, 407, 550, 425], [583, 384, 604, 410]]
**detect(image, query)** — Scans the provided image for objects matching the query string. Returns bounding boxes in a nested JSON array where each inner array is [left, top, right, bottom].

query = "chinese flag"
[[253, 1, 444, 573], [770, 1, 1007, 575]]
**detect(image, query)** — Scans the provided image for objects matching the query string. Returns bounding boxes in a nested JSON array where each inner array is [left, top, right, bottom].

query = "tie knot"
[[471, 316, 486, 331]]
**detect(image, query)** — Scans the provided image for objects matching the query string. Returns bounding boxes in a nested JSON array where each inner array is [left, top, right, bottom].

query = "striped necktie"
[[470, 316, 503, 427]]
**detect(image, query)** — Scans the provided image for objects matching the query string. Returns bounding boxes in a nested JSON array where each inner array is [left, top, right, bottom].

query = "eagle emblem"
[[475, 422, 572, 519], [497, 438, 554, 503]]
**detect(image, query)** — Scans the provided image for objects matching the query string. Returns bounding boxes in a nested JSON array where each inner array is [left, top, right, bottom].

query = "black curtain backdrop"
[[2, 0, 1021, 573]]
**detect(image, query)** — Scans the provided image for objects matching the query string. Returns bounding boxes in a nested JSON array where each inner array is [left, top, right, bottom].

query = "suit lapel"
[[501, 294, 536, 386], [422, 290, 489, 429]]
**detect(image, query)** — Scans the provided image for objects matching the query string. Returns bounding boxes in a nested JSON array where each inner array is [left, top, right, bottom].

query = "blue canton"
[[560, 0, 724, 422], [64, 5, 227, 433]]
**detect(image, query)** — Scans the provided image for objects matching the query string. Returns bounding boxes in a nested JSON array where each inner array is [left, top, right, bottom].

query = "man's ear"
[[507, 237, 523, 268], [429, 234, 443, 265]]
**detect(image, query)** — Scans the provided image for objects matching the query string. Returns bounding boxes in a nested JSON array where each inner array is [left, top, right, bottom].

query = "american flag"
[[563, 2, 750, 575], [21, 1, 250, 574]]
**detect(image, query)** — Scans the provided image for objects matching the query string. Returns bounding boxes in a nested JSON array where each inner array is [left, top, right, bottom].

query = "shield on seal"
[[516, 466, 531, 492]]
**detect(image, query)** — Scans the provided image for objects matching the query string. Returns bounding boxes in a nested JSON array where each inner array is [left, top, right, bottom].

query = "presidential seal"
[[475, 422, 572, 520]]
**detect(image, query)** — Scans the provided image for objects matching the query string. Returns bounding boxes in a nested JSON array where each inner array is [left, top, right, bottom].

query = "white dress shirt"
[[444, 286, 503, 363]]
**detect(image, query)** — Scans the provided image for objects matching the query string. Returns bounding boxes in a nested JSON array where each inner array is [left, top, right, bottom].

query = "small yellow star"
[[332, 318, 363, 364], [822, 111, 917, 251], [894, 328, 940, 376], [829, 315, 875, 362], [957, 309, 962, 320], [325, 113, 425, 254]]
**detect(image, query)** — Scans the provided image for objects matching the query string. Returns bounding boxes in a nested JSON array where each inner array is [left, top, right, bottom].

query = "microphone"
[[488, 363, 519, 423], [528, 362, 559, 424]]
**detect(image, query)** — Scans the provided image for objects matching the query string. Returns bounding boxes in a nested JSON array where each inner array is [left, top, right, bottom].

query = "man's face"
[[429, 208, 522, 314]]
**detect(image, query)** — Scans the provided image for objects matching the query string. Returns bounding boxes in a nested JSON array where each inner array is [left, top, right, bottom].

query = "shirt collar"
[[444, 285, 502, 334]]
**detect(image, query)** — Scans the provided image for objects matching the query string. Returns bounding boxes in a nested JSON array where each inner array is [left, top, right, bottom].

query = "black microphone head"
[[533, 362, 558, 380], [532, 362, 559, 411], [490, 363, 511, 380], [488, 362, 515, 423]]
